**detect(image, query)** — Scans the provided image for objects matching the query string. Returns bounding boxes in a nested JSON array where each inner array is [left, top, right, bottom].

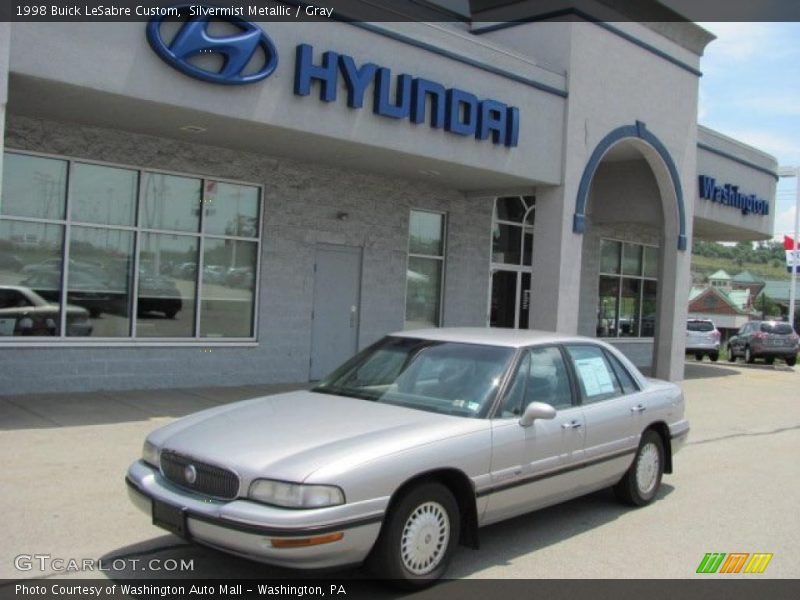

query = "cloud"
[[774, 205, 799, 240], [699, 22, 798, 62], [734, 95, 800, 117]]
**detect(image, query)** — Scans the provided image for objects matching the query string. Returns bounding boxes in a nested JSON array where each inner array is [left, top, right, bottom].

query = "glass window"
[[566, 345, 622, 403], [0, 153, 67, 220], [495, 196, 526, 222], [71, 163, 138, 226], [199, 239, 257, 337], [137, 233, 197, 337], [600, 239, 621, 274], [597, 240, 658, 339], [405, 210, 445, 331], [203, 181, 260, 238], [492, 223, 521, 265], [622, 243, 642, 276], [405, 257, 442, 330], [526, 346, 573, 409], [409, 211, 444, 256], [604, 350, 638, 394], [2, 221, 65, 336], [0, 152, 262, 341], [140, 173, 201, 232], [67, 225, 134, 337], [643, 246, 658, 278]]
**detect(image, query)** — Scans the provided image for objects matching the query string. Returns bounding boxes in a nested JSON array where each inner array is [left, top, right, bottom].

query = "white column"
[[0, 22, 10, 196]]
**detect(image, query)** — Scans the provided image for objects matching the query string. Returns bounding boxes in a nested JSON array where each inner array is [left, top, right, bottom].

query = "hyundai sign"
[[147, 12, 520, 148]]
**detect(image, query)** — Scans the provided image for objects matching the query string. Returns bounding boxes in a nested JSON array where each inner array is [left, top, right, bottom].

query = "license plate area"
[[152, 500, 188, 538]]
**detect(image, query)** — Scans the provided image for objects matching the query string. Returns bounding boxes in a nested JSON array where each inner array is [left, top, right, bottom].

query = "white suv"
[[686, 319, 721, 361]]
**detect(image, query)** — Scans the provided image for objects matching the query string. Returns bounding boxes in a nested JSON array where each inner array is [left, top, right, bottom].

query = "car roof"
[[390, 327, 598, 348]]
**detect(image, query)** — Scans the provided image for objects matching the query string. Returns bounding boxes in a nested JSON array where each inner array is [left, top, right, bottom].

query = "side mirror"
[[519, 402, 557, 427]]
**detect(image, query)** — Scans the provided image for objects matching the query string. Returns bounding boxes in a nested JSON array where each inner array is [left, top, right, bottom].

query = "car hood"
[[148, 390, 487, 483]]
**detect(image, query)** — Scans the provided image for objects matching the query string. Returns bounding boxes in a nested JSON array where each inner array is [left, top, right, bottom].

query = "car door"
[[563, 345, 644, 492], [482, 346, 586, 525], [730, 323, 750, 355]]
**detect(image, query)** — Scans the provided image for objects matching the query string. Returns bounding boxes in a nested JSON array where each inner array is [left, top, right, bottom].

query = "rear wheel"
[[694, 352, 703, 361], [709, 352, 719, 362], [614, 430, 665, 507], [368, 482, 460, 588], [745, 346, 755, 364], [787, 356, 797, 367], [727, 345, 736, 362]]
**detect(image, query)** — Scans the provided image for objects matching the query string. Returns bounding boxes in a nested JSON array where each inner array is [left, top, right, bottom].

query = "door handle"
[[562, 420, 582, 430], [630, 404, 646, 413], [349, 305, 357, 328]]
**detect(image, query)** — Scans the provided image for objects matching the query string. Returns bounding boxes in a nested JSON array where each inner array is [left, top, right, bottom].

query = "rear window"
[[760, 322, 794, 335], [687, 321, 714, 332]]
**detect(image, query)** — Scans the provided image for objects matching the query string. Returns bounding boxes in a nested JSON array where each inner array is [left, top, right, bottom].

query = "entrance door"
[[310, 244, 362, 380], [490, 270, 532, 329]]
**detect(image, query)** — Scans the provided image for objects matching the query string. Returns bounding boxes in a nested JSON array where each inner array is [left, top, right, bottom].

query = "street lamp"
[[778, 166, 799, 328]]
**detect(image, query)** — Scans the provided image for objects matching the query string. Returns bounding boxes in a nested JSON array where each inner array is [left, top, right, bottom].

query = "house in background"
[[688, 283, 754, 343]]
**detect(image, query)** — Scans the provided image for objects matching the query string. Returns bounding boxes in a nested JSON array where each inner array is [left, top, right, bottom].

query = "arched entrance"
[[572, 122, 687, 379]]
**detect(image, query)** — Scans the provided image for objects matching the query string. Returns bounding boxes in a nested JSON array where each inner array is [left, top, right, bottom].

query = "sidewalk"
[[0, 382, 310, 430]]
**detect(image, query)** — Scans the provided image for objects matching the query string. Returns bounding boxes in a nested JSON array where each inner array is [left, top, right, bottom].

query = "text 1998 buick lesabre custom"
[[126, 328, 689, 586]]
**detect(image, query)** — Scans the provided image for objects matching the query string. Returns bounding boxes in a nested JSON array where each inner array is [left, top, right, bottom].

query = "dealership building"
[[0, 1, 778, 394]]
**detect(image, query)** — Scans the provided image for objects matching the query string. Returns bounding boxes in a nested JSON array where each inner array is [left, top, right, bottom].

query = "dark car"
[[21, 270, 114, 318], [137, 271, 182, 319], [727, 320, 799, 366]]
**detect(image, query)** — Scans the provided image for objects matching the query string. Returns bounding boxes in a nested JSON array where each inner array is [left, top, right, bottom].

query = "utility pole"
[[778, 166, 799, 329]]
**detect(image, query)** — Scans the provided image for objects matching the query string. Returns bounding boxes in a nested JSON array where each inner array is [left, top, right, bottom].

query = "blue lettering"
[[506, 107, 520, 148], [374, 68, 411, 119], [699, 175, 716, 199], [411, 78, 446, 128], [294, 44, 338, 102], [477, 99, 508, 145], [338, 55, 377, 109], [445, 88, 478, 137]]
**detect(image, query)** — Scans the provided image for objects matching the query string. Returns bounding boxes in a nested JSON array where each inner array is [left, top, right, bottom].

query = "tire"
[[745, 346, 755, 364], [787, 356, 797, 367], [765, 357, 775, 365], [694, 352, 703, 361], [727, 345, 736, 362], [613, 430, 665, 507], [164, 309, 178, 319], [367, 482, 460, 588], [709, 352, 719, 362]]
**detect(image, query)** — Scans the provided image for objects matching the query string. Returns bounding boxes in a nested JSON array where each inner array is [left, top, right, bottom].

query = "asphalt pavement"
[[0, 361, 797, 581]]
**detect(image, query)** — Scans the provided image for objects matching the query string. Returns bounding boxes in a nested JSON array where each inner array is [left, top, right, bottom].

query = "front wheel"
[[727, 345, 736, 362], [787, 356, 797, 367], [694, 352, 703, 361], [367, 482, 460, 588], [614, 430, 665, 507]]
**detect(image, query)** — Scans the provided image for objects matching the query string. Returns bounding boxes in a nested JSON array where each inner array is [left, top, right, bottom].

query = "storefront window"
[[597, 239, 658, 339], [0, 151, 262, 341], [405, 210, 445, 330]]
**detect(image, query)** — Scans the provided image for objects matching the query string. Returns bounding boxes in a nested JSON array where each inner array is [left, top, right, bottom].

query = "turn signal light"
[[270, 533, 344, 548]]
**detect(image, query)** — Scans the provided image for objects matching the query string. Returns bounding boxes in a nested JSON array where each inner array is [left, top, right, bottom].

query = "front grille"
[[160, 450, 240, 499]]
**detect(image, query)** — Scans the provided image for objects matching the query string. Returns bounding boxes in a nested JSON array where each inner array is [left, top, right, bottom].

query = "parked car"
[[137, 270, 183, 319], [685, 318, 720, 361], [21, 270, 113, 318], [127, 328, 689, 586], [0, 285, 93, 336], [727, 320, 799, 366]]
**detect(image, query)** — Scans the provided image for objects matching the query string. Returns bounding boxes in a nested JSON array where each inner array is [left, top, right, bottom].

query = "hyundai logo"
[[146, 6, 278, 85], [184, 464, 198, 484]]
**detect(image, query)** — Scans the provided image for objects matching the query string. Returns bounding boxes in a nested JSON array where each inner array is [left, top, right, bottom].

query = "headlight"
[[248, 479, 345, 508], [142, 440, 160, 467]]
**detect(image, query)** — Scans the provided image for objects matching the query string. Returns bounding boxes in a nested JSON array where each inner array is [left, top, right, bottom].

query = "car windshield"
[[313, 337, 515, 418], [760, 322, 794, 335], [687, 321, 714, 332]]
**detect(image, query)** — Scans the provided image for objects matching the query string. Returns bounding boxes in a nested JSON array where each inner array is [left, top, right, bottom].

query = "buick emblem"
[[146, 5, 278, 85], [184, 464, 198, 485]]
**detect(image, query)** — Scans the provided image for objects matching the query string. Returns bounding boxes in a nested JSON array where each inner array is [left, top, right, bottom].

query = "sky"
[[696, 22, 800, 241]]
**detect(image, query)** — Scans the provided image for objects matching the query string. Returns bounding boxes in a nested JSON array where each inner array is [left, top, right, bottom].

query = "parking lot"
[[1, 361, 798, 581]]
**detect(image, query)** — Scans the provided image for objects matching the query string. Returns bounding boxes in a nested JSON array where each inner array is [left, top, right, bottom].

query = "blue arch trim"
[[572, 121, 688, 251]]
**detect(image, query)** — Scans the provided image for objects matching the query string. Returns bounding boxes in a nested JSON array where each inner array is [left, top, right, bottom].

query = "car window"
[[565, 345, 623, 403], [760, 322, 793, 335], [499, 346, 573, 418], [604, 350, 639, 394], [687, 321, 714, 332], [0, 289, 32, 309]]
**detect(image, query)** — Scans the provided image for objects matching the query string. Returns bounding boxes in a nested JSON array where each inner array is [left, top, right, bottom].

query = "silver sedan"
[[126, 328, 689, 586]]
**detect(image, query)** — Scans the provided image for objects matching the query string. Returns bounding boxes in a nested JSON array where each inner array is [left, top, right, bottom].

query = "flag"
[[786, 236, 800, 273], [785, 235, 796, 251]]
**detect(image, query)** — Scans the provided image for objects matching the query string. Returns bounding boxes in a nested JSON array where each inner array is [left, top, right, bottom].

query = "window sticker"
[[574, 357, 615, 397]]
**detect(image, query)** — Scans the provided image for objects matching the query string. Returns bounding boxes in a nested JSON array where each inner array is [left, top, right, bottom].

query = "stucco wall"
[[0, 115, 492, 395]]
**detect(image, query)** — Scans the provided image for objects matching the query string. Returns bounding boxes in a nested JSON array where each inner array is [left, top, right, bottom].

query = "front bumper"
[[126, 460, 385, 569], [669, 420, 690, 454]]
